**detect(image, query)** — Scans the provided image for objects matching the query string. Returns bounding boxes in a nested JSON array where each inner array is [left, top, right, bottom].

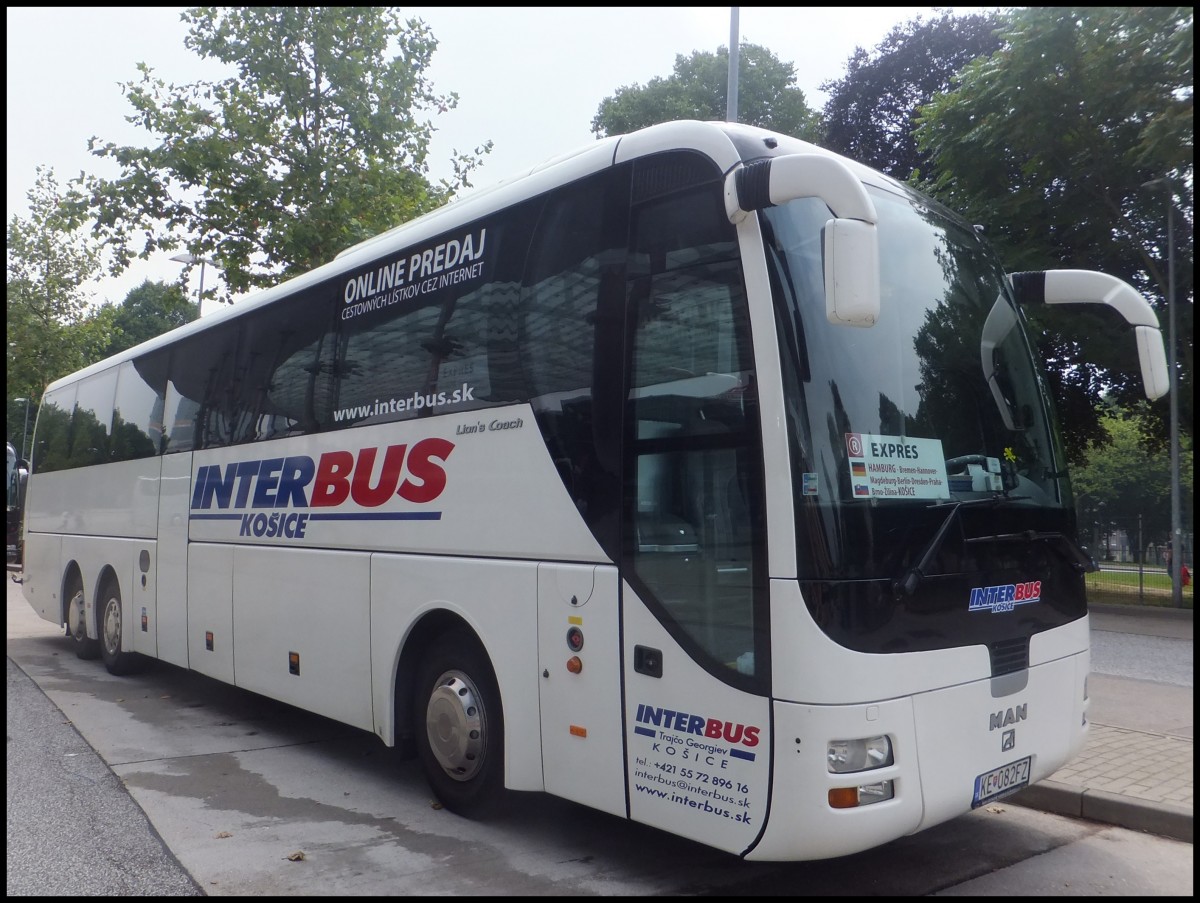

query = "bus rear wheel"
[[99, 578, 141, 676], [414, 629, 505, 817], [66, 577, 100, 660]]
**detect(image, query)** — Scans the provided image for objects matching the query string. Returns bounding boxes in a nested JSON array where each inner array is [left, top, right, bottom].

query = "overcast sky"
[[6, 6, 992, 313]]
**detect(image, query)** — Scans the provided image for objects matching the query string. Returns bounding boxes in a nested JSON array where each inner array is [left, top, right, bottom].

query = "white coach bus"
[[20, 120, 1168, 861]]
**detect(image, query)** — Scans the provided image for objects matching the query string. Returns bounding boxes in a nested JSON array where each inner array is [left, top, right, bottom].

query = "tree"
[[820, 10, 1004, 179], [7, 167, 105, 406], [101, 280, 198, 358], [916, 7, 1193, 454], [78, 7, 492, 302], [1071, 407, 1193, 557], [591, 43, 821, 141]]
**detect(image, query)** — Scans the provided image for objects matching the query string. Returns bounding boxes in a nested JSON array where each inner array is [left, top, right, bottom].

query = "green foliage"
[[1072, 406, 1193, 550], [820, 10, 1004, 179], [916, 8, 1193, 450], [592, 43, 821, 141], [79, 7, 492, 301], [101, 280, 198, 357], [6, 167, 104, 405]]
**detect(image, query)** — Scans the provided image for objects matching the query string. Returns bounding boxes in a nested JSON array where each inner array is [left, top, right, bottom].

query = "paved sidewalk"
[[1012, 722, 1193, 843], [1009, 604, 1193, 844]]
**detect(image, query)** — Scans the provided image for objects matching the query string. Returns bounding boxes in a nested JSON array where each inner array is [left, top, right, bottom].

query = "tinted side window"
[[67, 368, 118, 468], [169, 323, 239, 450], [524, 167, 630, 541], [31, 386, 76, 474], [163, 364, 203, 454], [233, 294, 336, 443], [111, 358, 165, 461], [333, 205, 540, 429]]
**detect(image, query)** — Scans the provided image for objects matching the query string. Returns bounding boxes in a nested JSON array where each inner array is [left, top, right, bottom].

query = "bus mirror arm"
[[725, 155, 881, 328], [1009, 270, 1169, 401], [979, 298, 1019, 431]]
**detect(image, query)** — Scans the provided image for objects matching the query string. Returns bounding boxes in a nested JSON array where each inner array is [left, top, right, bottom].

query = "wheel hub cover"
[[426, 671, 485, 781], [103, 597, 121, 653]]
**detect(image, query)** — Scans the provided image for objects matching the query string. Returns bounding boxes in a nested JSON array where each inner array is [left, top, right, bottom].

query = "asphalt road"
[[6, 655, 202, 896]]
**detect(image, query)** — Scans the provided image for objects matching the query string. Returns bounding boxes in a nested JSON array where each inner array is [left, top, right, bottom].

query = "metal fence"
[[1083, 514, 1193, 608]]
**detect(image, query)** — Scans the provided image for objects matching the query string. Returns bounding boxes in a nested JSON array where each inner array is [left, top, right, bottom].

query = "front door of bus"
[[536, 562, 625, 816]]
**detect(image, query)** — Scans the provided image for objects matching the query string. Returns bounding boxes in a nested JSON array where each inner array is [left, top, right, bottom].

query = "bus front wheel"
[[66, 576, 100, 660], [99, 577, 141, 676], [414, 629, 506, 817]]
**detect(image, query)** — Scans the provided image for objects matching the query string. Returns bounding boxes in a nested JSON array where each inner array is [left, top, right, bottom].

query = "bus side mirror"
[[824, 218, 881, 327], [1009, 269, 1169, 400], [725, 153, 881, 327]]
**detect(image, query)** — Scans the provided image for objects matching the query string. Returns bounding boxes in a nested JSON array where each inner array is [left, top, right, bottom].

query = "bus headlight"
[[827, 735, 893, 773]]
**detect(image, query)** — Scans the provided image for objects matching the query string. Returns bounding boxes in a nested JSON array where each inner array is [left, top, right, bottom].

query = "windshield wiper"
[[894, 495, 1027, 597], [964, 530, 1098, 573]]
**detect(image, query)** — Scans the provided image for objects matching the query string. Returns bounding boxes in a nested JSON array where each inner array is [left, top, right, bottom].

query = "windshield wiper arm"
[[965, 530, 1098, 573], [894, 495, 1027, 597]]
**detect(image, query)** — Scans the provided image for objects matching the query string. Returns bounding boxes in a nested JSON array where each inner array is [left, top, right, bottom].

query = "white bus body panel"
[[156, 452, 192, 667], [128, 538, 157, 658], [369, 554, 544, 791], [188, 543, 234, 683], [21, 531, 63, 624], [613, 120, 742, 173], [23, 456, 161, 633], [751, 695, 920, 861], [538, 563, 625, 816], [24, 457, 160, 539], [233, 545, 374, 731], [187, 406, 605, 564], [746, 580, 1089, 860], [911, 649, 1088, 833], [750, 649, 1087, 861], [622, 583, 771, 856]]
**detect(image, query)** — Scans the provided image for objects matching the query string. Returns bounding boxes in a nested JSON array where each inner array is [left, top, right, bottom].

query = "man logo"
[[1002, 729, 1016, 752], [989, 704, 1027, 731]]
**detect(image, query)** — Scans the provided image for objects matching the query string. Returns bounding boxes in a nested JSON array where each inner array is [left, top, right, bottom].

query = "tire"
[[414, 629, 506, 817], [66, 576, 100, 660], [99, 577, 142, 676]]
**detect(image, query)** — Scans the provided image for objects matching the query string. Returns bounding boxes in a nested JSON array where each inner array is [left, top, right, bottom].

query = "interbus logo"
[[189, 438, 454, 539], [968, 580, 1042, 614], [632, 702, 761, 760]]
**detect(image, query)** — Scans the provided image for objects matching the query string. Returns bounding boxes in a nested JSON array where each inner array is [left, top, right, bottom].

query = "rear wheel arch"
[[60, 561, 84, 628], [411, 621, 507, 817], [63, 562, 100, 660], [393, 610, 476, 758], [97, 568, 142, 675]]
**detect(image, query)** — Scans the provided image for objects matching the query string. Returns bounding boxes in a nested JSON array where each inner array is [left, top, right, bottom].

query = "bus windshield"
[[764, 183, 1083, 643]]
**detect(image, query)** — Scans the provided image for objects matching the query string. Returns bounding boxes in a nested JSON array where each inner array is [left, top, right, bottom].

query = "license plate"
[[971, 756, 1031, 807]]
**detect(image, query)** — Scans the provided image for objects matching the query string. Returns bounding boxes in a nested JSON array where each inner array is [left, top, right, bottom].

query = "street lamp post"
[[726, 7, 740, 123], [13, 397, 31, 461], [170, 252, 215, 315], [1142, 178, 1183, 608]]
